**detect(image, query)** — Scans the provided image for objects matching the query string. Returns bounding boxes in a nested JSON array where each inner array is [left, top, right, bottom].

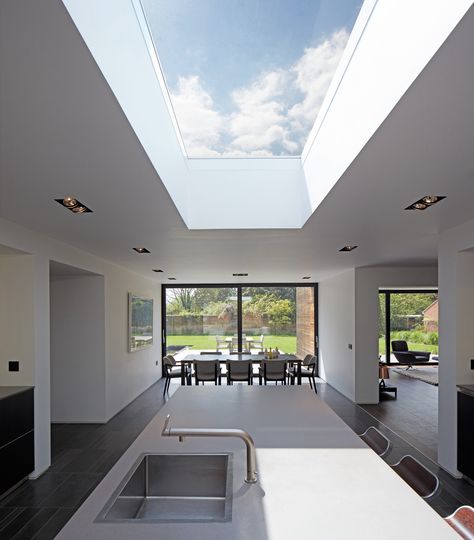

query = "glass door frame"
[[379, 288, 438, 365], [161, 282, 318, 360]]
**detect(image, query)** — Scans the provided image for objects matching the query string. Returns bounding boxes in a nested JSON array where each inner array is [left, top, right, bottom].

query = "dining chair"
[[194, 360, 222, 385], [162, 355, 191, 395], [226, 360, 253, 385], [288, 354, 317, 392], [391, 455, 440, 499], [259, 360, 287, 385], [444, 506, 474, 539], [358, 426, 392, 458]]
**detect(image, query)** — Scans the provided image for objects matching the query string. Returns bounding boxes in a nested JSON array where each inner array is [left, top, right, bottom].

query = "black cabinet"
[[458, 390, 474, 480], [0, 387, 34, 497]]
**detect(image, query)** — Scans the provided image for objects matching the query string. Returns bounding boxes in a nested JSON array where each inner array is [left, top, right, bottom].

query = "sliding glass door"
[[164, 287, 237, 355], [379, 290, 438, 364], [163, 284, 317, 357]]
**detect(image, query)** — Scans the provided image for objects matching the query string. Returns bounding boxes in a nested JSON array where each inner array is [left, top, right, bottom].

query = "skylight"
[[139, 0, 363, 158]]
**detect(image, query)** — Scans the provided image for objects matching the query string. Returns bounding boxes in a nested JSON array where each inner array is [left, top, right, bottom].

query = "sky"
[[141, 0, 364, 157]]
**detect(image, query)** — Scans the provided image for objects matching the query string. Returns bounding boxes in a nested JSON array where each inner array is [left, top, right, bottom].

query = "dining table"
[[179, 353, 301, 386]]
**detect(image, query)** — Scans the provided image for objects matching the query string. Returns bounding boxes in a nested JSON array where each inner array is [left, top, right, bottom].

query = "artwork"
[[128, 293, 153, 352]]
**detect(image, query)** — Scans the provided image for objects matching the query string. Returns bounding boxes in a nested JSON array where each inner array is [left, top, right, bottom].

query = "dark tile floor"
[[362, 368, 438, 461], [1, 377, 473, 538]]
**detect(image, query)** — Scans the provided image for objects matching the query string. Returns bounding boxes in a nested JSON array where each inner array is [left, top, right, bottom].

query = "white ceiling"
[[1, 1, 473, 283]]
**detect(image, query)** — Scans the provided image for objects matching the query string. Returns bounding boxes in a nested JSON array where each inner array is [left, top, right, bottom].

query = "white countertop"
[[56, 386, 457, 539]]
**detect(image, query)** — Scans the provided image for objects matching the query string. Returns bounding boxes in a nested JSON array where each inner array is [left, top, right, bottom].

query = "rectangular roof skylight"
[[140, 0, 363, 158]]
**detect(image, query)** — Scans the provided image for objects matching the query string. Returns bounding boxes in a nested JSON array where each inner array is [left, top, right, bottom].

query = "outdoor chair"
[[391, 455, 439, 499], [444, 506, 474, 539], [391, 340, 431, 369], [251, 334, 264, 352], [359, 426, 391, 457], [226, 360, 253, 385], [216, 336, 229, 352], [230, 336, 250, 353], [259, 360, 288, 385], [288, 354, 317, 392], [162, 355, 191, 395], [194, 360, 222, 385]]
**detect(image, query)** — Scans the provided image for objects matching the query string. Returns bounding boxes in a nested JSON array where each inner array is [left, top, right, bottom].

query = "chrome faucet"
[[161, 414, 257, 484]]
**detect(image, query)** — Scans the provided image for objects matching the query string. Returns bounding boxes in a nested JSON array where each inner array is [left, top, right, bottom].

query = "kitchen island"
[[56, 386, 457, 539]]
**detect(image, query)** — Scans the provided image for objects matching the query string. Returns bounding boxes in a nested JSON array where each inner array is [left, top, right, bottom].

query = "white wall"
[[0, 254, 35, 385], [105, 270, 161, 420], [319, 266, 437, 405], [319, 270, 355, 401], [438, 219, 474, 476], [50, 274, 106, 422], [0, 217, 161, 477], [354, 266, 438, 404]]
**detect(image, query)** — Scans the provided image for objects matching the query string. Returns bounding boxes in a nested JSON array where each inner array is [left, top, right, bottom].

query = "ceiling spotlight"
[[413, 202, 427, 210], [63, 196, 78, 208], [406, 195, 445, 210], [339, 245, 358, 252], [232, 273, 248, 277], [152, 269, 163, 273], [133, 247, 150, 254], [71, 205, 87, 214], [422, 196, 439, 205], [55, 197, 92, 214]]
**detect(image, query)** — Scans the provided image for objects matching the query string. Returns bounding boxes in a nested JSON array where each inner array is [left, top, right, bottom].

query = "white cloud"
[[288, 29, 349, 142], [169, 29, 349, 157], [170, 76, 224, 157]]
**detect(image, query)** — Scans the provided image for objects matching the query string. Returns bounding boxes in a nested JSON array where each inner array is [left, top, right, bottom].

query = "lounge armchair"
[[391, 340, 430, 369]]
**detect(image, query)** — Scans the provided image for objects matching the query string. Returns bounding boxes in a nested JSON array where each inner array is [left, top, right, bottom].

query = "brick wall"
[[296, 287, 315, 360]]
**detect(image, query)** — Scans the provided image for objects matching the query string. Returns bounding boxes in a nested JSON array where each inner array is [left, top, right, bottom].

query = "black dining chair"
[[226, 360, 253, 385], [259, 360, 287, 385], [288, 354, 317, 392], [194, 360, 222, 385], [162, 355, 191, 395]]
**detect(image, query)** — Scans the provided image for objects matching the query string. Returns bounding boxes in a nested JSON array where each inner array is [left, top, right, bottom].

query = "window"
[[139, 0, 363, 157], [379, 290, 438, 364], [163, 284, 317, 357]]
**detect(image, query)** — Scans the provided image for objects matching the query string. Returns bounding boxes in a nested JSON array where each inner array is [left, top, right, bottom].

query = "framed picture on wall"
[[128, 293, 154, 352]]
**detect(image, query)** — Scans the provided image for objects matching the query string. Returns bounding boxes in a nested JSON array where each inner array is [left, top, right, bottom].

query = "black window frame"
[[161, 282, 318, 360], [379, 288, 438, 365]]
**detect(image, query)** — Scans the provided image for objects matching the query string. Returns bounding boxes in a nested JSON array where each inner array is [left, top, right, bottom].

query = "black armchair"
[[391, 340, 430, 369]]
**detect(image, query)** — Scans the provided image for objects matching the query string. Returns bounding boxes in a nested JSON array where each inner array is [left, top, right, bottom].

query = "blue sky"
[[142, 0, 363, 157]]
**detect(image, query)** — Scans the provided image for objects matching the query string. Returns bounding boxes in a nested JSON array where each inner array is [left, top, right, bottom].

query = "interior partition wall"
[[379, 289, 438, 364], [162, 283, 318, 360]]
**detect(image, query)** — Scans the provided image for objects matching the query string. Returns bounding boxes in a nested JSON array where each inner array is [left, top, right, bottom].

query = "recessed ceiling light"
[[302, 276, 311, 279], [168, 277, 176, 280], [55, 197, 92, 213], [232, 273, 248, 277], [339, 245, 358, 252], [406, 195, 445, 210], [152, 269, 163, 273], [133, 247, 151, 254]]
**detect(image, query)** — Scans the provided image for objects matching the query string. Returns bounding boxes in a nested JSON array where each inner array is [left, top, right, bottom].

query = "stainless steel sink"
[[96, 453, 233, 523]]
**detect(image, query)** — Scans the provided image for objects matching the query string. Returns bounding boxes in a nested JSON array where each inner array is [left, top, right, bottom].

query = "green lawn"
[[167, 335, 297, 354], [378, 338, 438, 355]]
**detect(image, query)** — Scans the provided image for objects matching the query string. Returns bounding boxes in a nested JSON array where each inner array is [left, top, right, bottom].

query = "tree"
[[166, 288, 196, 314]]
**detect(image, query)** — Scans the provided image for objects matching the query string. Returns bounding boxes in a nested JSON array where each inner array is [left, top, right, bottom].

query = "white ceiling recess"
[[0, 1, 474, 283]]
